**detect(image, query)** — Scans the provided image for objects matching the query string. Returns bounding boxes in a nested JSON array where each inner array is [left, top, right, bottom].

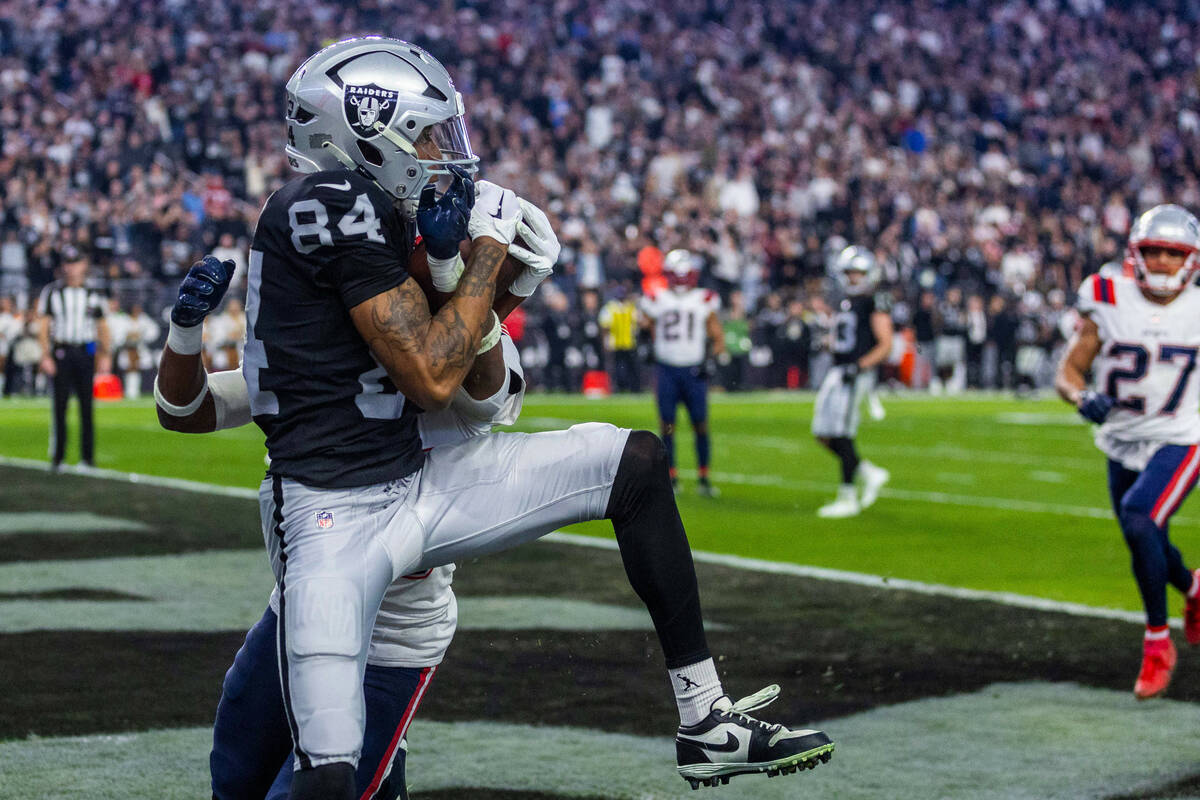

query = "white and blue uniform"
[[1077, 272, 1200, 629], [641, 287, 719, 425]]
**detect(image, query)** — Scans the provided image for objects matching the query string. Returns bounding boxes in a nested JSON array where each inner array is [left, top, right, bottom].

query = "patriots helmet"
[[663, 249, 701, 290], [832, 245, 879, 296], [284, 36, 478, 213], [1124, 204, 1200, 297]]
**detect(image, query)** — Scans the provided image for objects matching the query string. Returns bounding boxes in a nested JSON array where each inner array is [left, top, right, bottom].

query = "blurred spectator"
[[719, 290, 752, 391], [598, 284, 642, 393], [3, 0, 1199, 397]]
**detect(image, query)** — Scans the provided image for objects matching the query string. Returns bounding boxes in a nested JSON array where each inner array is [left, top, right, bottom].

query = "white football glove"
[[468, 181, 521, 246], [508, 199, 561, 297]]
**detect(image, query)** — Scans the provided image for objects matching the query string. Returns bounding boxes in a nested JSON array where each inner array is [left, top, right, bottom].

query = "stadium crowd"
[[1, 0, 1198, 395]]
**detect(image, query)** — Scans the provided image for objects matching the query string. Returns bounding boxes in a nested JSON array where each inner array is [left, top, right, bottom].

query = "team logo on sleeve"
[[344, 84, 398, 138], [316, 511, 335, 529]]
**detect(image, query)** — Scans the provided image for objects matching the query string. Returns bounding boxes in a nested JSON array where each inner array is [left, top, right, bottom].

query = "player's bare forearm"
[[155, 346, 217, 433], [1055, 316, 1100, 406], [461, 338, 506, 400], [859, 312, 894, 369], [706, 313, 727, 355], [353, 238, 506, 409]]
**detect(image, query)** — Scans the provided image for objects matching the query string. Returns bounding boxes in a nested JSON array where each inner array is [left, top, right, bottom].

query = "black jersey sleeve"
[[291, 174, 414, 310]]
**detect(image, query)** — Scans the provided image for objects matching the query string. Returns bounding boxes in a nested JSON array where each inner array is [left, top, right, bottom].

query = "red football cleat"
[[1185, 570, 1200, 646], [1134, 636, 1177, 700]]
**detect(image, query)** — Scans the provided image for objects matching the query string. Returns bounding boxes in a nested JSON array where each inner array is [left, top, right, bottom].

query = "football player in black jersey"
[[811, 246, 894, 518], [158, 37, 834, 797]]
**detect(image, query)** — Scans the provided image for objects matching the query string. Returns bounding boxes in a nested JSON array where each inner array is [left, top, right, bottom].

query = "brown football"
[[409, 238, 525, 313]]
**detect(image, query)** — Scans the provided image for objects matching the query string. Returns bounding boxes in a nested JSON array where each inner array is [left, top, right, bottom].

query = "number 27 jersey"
[[1078, 273, 1200, 448]]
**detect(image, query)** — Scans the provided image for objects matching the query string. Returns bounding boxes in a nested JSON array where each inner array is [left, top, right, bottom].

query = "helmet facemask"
[[283, 37, 479, 215], [1124, 204, 1200, 298]]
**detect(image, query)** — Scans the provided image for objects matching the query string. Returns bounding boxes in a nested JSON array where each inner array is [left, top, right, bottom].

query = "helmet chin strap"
[[321, 140, 359, 169], [373, 121, 419, 156]]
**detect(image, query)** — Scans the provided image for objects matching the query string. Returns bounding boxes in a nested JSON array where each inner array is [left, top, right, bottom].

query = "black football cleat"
[[676, 685, 833, 790]]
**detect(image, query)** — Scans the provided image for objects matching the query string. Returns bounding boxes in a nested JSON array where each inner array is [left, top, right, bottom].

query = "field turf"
[[0, 391, 1191, 612], [3, 391, 1200, 798]]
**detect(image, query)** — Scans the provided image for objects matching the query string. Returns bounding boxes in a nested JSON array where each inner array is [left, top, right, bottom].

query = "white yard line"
[[0, 454, 1156, 626], [685, 468, 1168, 524]]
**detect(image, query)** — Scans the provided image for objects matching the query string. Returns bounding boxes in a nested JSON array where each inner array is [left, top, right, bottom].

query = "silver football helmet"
[[832, 245, 879, 296], [1124, 204, 1200, 296], [663, 248, 701, 289], [284, 36, 478, 212]]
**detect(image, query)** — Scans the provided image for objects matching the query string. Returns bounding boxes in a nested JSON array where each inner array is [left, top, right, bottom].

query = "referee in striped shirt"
[[37, 246, 111, 470]]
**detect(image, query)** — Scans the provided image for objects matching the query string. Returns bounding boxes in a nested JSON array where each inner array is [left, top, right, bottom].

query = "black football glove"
[[416, 165, 475, 260], [841, 363, 860, 385], [1077, 390, 1116, 425], [172, 256, 234, 327]]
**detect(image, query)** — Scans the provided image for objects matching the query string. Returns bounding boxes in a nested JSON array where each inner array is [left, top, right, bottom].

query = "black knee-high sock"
[[605, 430, 710, 668], [828, 436, 860, 484]]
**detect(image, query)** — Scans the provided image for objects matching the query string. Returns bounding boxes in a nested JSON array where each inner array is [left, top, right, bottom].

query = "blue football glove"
[[416, 165, 475, 260], [1077, 390, 1116, 424], [172, 256, 234, 327]]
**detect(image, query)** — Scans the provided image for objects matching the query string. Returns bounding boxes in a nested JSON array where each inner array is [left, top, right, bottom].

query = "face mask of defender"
[[1130, 244, 1197, 297]]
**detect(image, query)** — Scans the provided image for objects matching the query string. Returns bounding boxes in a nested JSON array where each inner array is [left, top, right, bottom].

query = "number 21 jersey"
[[640, 287, 719, 367], [1077, 273, 1200, 452]]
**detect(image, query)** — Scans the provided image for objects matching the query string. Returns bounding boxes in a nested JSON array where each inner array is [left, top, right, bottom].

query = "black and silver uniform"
[[244, 169, 423, 488], [831, 293, 887, 366]]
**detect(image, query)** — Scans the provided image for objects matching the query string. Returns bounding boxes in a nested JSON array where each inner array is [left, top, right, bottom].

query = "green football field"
[[7, 390, 1200, 799], [0, 390, 1188, 614]]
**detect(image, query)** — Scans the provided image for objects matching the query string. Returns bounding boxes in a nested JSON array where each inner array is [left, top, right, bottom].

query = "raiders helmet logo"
[[344, 83, 398, 138]]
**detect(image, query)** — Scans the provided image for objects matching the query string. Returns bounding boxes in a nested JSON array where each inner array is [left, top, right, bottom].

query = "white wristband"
[[209, 369, 252, 430], [154, 373, 208, 417], [428, 252, 465, 293], [166, 321, 203, 355], [477, 311, 502, 354], [508, 268, 545, 298]]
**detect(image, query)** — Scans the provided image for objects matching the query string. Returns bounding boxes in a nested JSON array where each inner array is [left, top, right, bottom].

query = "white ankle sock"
[[670, 658, 724, 726]]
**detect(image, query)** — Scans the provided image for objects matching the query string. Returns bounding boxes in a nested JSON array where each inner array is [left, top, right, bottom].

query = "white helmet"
[[663, 249, 701, 289], [832, 245, 879, 296], [284, 37, 478, 212], [1124, 204, 1200, 297]]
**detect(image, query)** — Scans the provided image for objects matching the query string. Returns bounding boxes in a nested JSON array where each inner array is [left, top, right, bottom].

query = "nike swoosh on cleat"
[[681, 733, 740, 753], [316, 180, 351, 190]]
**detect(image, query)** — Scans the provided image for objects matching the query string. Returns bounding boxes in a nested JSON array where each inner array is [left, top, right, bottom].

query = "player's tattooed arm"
[[1055, 314, 1102, 406], [352, 238, 507, 410]]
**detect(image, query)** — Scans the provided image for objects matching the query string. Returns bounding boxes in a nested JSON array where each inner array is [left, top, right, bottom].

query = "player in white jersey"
[[1056, 204, 1200, 700], [639, 249, 726, 496]]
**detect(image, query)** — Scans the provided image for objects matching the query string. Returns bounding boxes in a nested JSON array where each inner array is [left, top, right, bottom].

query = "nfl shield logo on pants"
[[316, 511, 334, 529]]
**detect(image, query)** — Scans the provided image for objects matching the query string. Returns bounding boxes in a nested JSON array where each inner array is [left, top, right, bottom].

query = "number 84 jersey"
[[244, 169, 424, 489], [1078, 273, 1200, 459]]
